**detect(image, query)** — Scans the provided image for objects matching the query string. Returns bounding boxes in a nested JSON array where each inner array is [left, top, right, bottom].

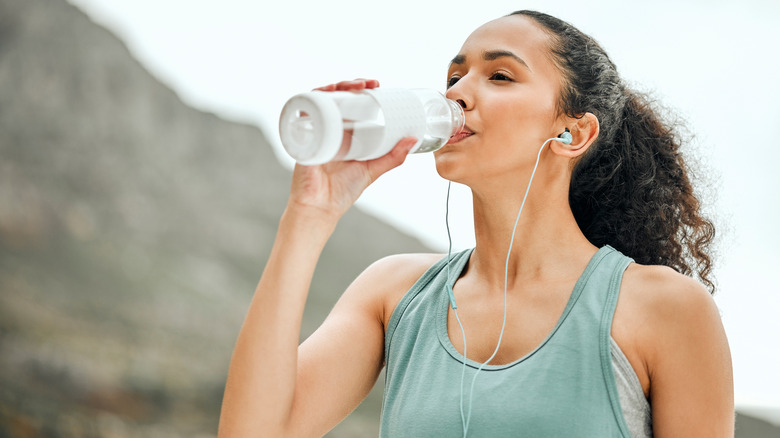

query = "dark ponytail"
[[511, 10, 716, 293]]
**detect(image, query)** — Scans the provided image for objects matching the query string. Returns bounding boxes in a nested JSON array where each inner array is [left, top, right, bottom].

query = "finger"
[[354, 78, 380, 89], [312, 83, 337, 91], [334, 80, 367, 91], [335, 78, 381, 91], [313, 79, 379, 92]]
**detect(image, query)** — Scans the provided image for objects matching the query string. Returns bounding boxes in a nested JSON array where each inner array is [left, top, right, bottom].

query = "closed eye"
[[490, 72, 512, 82], [447, 72, 511, 89]]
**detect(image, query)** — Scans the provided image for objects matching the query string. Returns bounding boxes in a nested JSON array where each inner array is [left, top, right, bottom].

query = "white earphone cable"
[[446, 136, 562, 437]]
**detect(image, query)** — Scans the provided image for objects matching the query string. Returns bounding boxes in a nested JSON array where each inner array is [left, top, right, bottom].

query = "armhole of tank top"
[[611, 337, 653, 438], [384, 252, 458, 360], [599, 253, 634, 438]]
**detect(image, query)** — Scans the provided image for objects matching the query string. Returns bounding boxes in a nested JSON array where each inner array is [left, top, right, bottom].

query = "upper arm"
[[285, 253, 439, 437], [629, 267, 734, 437]]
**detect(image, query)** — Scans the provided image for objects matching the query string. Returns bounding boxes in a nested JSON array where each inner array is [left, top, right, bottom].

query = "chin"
[[433, 152, 468, 184]]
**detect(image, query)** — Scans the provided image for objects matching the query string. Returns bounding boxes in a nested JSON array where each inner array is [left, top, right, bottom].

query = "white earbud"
[[557, 128, 573, 144]]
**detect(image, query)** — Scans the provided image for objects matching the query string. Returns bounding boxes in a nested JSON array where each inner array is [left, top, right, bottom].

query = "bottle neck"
[[447, 98, 465, 135]]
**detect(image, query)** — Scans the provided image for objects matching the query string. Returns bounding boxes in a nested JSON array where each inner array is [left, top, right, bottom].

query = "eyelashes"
[[446, 72, 514, 89], [490, 72, 512, 82]]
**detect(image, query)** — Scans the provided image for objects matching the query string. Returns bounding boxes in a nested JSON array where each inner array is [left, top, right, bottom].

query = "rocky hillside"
[[0, 0, 427, 436], [0, 0, 777, 437]]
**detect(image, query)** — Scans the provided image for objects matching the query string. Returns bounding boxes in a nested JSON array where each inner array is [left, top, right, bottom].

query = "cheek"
[[484, 98, 541, 145], [487, 90, 557, 141]]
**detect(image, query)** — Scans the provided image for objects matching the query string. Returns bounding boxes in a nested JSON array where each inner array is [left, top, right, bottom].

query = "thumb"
[[365, 137, 418, 182]]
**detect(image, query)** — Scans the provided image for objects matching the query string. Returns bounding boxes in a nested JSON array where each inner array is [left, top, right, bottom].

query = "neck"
[[467, 158, 596, 291]]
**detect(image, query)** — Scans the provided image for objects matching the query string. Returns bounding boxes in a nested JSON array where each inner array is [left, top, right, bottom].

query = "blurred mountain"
[[1, 0, 778, 437], [0, 0, 427, 436]]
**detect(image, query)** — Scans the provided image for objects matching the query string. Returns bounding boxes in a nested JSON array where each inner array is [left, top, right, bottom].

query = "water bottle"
[[278, 88, 465, 165]]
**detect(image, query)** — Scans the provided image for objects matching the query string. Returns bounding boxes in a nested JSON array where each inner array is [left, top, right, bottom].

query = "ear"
[[550, 112, 599, 158]]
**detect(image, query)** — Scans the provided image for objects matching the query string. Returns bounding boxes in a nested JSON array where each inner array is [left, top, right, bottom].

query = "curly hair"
[[511, 10, 716, 293]]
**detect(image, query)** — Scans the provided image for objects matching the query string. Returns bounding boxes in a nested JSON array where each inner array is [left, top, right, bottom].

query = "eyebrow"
[[449, 50, 530, 71]]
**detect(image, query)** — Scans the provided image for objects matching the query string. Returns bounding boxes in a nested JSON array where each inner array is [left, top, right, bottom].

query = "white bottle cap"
[[278, 91, 344, 165]]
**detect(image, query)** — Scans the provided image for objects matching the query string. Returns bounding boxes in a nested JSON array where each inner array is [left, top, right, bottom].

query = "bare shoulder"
[[364, 253, 446, 325], [620, 263, 720, 329], [622, 262, 713, 302], [353, 253, 445, 292], [615, 262, 733, 435], [617, 263, 724, 353], [365, 252, 445, 275], [338, 253, 446, 326]]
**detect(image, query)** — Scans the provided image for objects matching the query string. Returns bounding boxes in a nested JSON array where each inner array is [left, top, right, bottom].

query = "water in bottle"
[[278, 88, 465, 165]]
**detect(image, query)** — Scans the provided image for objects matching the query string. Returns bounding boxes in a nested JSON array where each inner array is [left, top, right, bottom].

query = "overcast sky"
[[67, 0, 780, 412]]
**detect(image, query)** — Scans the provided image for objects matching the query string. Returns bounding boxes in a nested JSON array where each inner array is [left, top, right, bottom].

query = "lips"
[[447, 126, 474, 145]]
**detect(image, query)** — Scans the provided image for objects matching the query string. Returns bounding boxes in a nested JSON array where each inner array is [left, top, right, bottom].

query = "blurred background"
[[1, 0, 778, 436]]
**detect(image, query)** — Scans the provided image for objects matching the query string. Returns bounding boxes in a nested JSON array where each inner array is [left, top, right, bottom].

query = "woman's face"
[[435, 15, 565, 185]]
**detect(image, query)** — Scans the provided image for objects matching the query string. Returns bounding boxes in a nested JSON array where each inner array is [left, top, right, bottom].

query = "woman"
[[218, 10, 733, 437]]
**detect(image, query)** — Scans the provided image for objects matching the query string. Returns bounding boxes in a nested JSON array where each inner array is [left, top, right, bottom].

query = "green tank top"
[[381, 246, 634, 437]]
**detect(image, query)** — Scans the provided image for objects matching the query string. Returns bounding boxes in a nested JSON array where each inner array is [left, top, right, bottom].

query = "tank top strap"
[[595, 246, 635, 433], [384, 248, 473, 361], [555, 245, 634, 436]]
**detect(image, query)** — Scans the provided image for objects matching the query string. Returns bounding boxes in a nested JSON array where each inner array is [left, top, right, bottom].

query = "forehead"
[[456, 15, 554, 70]]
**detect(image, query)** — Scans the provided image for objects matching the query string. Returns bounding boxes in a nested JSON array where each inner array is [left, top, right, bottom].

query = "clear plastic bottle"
[[278, 88, 465, 165]]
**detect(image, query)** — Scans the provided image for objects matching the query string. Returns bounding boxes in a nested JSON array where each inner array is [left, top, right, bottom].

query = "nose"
[[445, 79, 472, 111]]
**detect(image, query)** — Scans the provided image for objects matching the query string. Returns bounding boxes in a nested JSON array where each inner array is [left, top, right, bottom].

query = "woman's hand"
[[218, 78, 416, 438], [313, 78, 381, 92], [287, 79, 417, 219]]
